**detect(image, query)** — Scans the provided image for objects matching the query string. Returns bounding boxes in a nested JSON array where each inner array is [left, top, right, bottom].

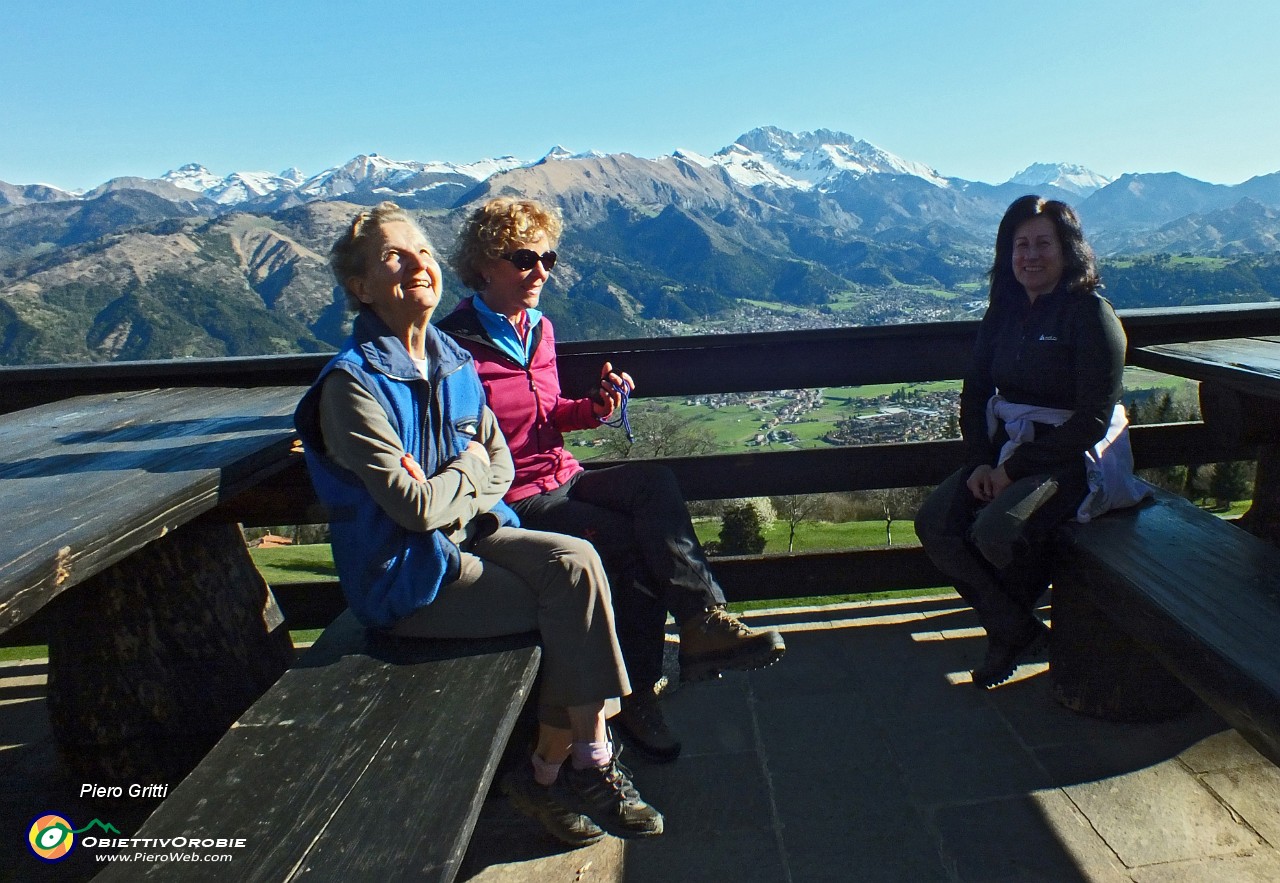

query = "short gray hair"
[[330, 201, 431, 310]]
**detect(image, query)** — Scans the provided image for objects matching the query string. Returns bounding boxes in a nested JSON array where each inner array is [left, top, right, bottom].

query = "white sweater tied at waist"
[[985, 395, 1151, 523]]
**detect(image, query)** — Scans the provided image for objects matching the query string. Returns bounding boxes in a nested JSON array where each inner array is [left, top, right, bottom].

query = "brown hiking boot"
[[678, 605, 786, 682]]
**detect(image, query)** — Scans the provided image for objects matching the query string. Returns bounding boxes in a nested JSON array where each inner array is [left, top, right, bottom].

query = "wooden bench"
[[0, 385, 549, 880], [0, 386, 305, 782], [93, 611, 541, 883], [1050, 486, 1280, 766]]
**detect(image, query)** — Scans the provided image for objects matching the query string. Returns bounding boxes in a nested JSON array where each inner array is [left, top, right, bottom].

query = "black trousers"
[[511, 462, 726, 690], [915, 461, 1088, 645]]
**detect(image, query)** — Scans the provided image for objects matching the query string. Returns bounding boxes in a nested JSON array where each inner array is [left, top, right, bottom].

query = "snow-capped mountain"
[[163, 164, 308, 205], [4, 127, 1274, 253], [683, 126, 950, 190], [159, 154, 528, 207], [162, 163, 226, 195], [6, 125, 1280, 368], [21, 130, 1114, 212], [1007, 162, 1113, 198], [293, 154, 432, 200]]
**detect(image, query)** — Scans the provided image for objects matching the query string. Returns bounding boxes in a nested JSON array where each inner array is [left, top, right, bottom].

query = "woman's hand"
[[966, 464, 1012, 502], [591, 361, 635, 419], [463, 439, 490, 467]]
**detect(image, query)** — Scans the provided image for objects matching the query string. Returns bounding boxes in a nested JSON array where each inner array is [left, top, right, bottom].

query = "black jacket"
[[959, 286, 1127, 480]]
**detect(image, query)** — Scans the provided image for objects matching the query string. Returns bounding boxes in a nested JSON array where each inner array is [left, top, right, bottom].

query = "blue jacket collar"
[[472, 295, 542, 367], [353, 308, 471, 382]]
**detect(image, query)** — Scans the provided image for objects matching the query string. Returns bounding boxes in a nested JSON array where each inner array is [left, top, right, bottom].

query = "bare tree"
[[770, 494, 823, 553], [864, 486, 931, 545], [598, 402, 718, 460]]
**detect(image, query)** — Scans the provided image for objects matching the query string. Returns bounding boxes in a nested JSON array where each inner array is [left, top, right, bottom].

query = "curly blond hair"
[[451, 197, 563, 292]]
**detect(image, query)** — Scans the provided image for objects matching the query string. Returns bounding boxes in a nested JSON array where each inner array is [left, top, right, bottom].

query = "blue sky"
[[4, 0, 1277, 191]]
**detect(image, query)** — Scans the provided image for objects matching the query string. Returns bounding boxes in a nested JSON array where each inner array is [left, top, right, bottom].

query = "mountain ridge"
[[2, 126, 1278, 366]]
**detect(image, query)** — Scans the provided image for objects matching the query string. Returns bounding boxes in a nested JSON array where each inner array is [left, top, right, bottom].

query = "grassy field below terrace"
[[248, 497, 1249, 587], [248, 518, 924, 587]]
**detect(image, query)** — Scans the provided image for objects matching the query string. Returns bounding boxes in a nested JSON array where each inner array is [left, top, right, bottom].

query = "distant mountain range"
[[2, 126, 1278, 366]]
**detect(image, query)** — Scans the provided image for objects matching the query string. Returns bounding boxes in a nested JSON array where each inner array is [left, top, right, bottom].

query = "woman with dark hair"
[[915, 195, 1145, 689], [437, 196, 786, 762], [294, 202, 663, 844]]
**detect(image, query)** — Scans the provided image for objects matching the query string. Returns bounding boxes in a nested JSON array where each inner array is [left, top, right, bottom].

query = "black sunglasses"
[[501, 249, 557, 272]]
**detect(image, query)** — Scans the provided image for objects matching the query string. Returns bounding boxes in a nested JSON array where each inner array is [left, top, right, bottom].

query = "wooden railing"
[[4, 302, 1278, 635]]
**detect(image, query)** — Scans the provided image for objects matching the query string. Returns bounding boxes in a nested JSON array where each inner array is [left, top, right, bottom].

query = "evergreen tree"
[[1209, 461, 1251, 510], [718, 503, 767, 555]]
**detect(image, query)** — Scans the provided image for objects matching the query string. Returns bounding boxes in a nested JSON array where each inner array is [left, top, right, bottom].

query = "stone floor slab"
[[5, 598, 1280, 883], [1064, 762, 1264, 867], [1200, 764, 1280, 847], [933, 789, 1131, 883], [1178, 728, 1270, 774], [623, 826, 787, 882]]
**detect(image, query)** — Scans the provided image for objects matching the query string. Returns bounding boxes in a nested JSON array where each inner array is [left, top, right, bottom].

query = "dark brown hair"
[[989, 195, 1100, 303]]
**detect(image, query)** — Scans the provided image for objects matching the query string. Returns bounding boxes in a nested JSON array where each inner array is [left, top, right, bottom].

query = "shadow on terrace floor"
[[459, 593, 1280, 883], [2, 594, 1278, 882]]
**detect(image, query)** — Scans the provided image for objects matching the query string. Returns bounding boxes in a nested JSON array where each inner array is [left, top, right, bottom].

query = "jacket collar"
[[352, 307, 470, 382], [438, 296, 545, 364], [471, 295, 542, 367]]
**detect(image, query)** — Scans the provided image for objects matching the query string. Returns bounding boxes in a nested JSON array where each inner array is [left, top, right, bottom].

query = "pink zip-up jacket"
[[436, 297, 598, 503]]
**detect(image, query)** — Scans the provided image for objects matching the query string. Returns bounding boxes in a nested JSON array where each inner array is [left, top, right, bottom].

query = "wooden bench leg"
[[45, 522, 294, 785], [1239, 443, 1280, 546], [1049, 566, 1198, 723]]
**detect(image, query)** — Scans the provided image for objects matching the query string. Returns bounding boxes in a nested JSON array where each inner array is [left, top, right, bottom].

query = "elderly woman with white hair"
[[293, 201, 662, 845]]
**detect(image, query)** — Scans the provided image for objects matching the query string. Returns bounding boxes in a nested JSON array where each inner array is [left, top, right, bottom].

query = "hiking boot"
[[614, 688, 681, 763], [679, 605, 786, 682], [501, 763, 606, 847], [553, 754, 664, 839], [972, 622, 1050, 690]]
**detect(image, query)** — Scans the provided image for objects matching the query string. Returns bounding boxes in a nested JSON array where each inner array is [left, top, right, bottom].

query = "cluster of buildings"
[[825, 388, 961, 446], [679, 386, 961, 450]]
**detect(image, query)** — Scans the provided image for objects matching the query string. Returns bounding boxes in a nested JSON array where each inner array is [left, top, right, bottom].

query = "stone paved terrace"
[[3, 593, 1279, 882]]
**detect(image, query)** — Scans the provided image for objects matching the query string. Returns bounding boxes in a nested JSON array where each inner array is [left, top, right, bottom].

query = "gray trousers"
[[915, 463, 1087, 645], [389, 526, 630, 725]]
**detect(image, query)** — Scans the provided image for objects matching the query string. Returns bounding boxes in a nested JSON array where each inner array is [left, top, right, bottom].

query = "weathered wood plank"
[[0, 386, 304, 632], [96, 612, 542, 883], [47, 522, 294, 784], [217, 420, 1249, 528], [6, 304, 1280, 413], [1132, 336, 1280, 399], [261, 546, 950, 632]]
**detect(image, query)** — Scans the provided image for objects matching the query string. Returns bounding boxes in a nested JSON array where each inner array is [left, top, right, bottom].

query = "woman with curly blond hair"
[[438, 196, 786, 764]]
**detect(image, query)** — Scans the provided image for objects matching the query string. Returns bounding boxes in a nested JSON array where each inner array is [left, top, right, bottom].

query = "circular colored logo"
[[28, 814, 75, 862]]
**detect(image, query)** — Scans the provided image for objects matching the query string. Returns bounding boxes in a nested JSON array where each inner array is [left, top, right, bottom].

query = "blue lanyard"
[[600, 379, 634, 443]]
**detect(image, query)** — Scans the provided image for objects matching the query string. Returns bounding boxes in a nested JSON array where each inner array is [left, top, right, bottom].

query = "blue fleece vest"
[[294, 310, 517, 628]]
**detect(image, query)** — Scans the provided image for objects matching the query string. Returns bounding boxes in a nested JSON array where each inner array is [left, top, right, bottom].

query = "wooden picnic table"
[[1131, 335, 1280, 542], [0, 385, 307, 785], [1131, 335, 1280, 398]]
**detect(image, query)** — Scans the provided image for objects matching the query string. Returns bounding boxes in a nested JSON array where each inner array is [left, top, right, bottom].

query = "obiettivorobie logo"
[[28, 814, 120, 862]]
